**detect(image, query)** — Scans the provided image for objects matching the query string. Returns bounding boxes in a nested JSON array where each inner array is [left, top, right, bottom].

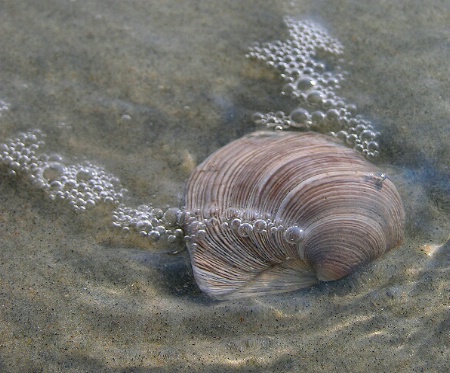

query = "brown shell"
[[184, 131, 405, 299]]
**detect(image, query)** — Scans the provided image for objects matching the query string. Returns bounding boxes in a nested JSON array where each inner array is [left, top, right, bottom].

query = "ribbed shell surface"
[[185, 131, 405, 299]]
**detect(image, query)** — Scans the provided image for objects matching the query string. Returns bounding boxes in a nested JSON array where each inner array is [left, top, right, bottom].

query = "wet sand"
[[0, 0, 449, 371]]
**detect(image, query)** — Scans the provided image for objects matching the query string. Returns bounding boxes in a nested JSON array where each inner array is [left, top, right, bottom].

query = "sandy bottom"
[[0, 0, 449, 372]]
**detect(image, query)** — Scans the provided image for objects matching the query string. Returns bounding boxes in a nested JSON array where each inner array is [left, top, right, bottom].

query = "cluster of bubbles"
[[247, 17, 380, 158], [184, 208, 305, 251], [0, 99, 10, 116], [112, 203, 306, 249], [112, 204, 186, 243], [0, 130, 126, 211]]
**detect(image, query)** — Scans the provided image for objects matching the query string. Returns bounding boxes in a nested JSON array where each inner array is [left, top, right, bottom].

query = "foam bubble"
[[247, 17, 380, 158], [254, 219, 267, 233], [0, 130, 126, 211], [0, 99, 10, 116], [237, 222, 253, 237], [283, 226, 305, 244], [112, 204, 188, 243]]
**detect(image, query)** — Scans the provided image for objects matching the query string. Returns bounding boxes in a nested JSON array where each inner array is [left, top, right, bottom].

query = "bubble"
[[85, 199, 95, 208], [174, 229, 184, 238], [76, 169, 95, 182], [167, 235, 177, 243], [150, 217, 160, 227], [163, 207, 180, 226], [9, 161, 20, 171], [196, 229, 207, 239], [253, 219, 267, 233], [326, 109, 339, 122], [49, 180, 63, 190], [148, 230, 161, 241], [296, 77, 316, 90], [152, 208, 164, 219], [282, 83, 296, 96], [360, 129, 377, 141], [367, 141, 379, 152], [355, 143, 364, 152], [136, 220, 152, 232], [154, 225, 166, 236], [237, 223, 253, 238], [231, 218, 241, 231], [283, 226, 305, 244], [42, 162, 65, 181], [346, 133, 358, 145], [336, 130, 348, 140], [289, 108, 310, 127], [177, 211, 191, 226], [252, 112, 264, 124], [0, 99, 10, 116], [306, 91, 323, 105]]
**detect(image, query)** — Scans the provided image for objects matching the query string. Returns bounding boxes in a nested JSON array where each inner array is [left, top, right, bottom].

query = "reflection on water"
[[0, 0, 448, 371]]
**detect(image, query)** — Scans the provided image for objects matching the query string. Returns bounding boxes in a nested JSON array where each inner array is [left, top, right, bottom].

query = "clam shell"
[[184, 131, 405, 299]]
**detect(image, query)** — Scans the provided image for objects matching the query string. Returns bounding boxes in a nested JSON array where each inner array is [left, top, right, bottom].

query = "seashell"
[[184, 131, 405, 299]]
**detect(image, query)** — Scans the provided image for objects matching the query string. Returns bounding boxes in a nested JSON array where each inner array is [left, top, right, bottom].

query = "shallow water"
[[0, 0, 449, 372]]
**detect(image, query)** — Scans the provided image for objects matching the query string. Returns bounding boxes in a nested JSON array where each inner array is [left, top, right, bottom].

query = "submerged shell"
[[184, 131, 404, 299]]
